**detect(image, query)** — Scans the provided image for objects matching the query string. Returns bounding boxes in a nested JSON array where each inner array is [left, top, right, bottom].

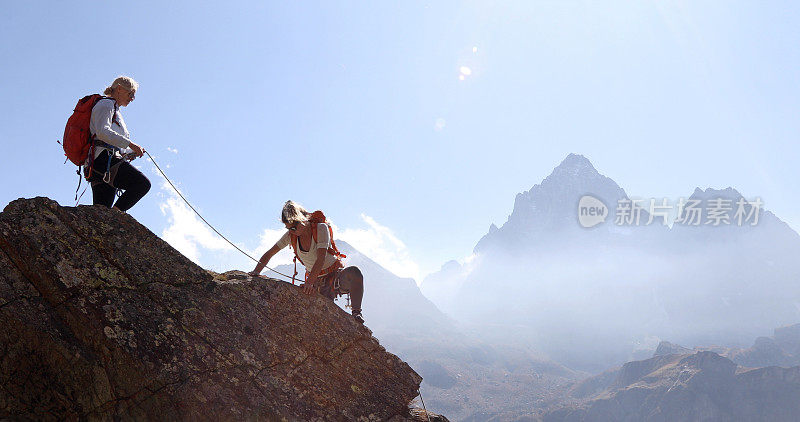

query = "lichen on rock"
[[0, 197, 422, 420]]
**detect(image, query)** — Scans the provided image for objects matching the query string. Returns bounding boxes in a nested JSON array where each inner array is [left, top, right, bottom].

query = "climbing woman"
[[249, 200, 365, 324], [86, 76, 151, 212]]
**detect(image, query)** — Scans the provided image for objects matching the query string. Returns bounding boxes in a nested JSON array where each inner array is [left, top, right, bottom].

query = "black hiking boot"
[[352, 310, 364, 324]]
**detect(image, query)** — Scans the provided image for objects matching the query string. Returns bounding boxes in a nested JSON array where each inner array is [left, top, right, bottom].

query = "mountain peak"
[[551, 153, 600, 179], [689, 187, 744, 201], [473, 153, 631, 253]]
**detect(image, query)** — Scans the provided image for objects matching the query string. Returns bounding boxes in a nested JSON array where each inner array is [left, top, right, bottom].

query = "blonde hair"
[[103, 76, 139, 96], [281, 200, 310, 225]]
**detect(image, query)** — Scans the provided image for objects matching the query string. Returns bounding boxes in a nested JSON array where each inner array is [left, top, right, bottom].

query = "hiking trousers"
[[318, 266, 364, 314], [88, 150, 151, 212]]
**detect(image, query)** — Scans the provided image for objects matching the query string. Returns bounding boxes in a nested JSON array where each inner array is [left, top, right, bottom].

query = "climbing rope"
[[150, 152, 427, 417], [417, 389, 431, 422], [145, 150, 295, 282]]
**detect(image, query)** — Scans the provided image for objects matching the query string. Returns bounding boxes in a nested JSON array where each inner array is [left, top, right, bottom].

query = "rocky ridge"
[[651, 323, 800, 369], [0, 197, 423, 420], [543, 351, 800, 421]]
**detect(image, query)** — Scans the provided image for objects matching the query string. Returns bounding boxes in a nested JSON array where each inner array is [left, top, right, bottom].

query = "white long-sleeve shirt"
[[88, 98, 130, 161]]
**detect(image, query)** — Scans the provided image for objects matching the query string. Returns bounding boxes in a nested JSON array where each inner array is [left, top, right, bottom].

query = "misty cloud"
[[337, 214, 421, 283]]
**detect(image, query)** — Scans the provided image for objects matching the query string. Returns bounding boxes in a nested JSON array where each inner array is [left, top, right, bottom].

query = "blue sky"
[[2, 1, 798, 282]]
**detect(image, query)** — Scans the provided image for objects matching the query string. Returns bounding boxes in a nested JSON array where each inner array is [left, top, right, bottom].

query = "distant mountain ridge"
[[538, 324, 800, 421], [652, 323, 800, 369], [672, 186, 800, 245], [543, 351, 800, 422], [422, 153, 800, 372]]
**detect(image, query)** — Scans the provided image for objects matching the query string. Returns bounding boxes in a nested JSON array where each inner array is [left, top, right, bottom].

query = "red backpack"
[[289, 210, 347, 284], [62, 94, 107, 166]]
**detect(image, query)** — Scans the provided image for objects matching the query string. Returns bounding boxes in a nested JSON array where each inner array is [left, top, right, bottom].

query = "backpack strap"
[[111, 99, 120, 126], [85, 95, 119, 179], [89, 96, 121, 142], [327, 225, 346, 260], [289, 233, 307, 266], [309, 211, 347, 260], [288, 214, 347, 285]]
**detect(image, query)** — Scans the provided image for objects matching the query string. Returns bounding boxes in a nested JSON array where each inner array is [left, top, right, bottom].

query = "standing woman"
[[249, 201, 365, 324], [86, 76, 150, 212]]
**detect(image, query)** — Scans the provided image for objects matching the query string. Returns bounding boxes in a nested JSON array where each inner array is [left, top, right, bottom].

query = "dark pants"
[[88, 150, 151, 212]]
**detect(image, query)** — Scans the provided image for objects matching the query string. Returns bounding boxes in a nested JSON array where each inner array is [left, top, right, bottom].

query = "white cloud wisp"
[[155, 178, 419, 283], [158, 179, 234, 264], [338, 214, 421, 283], [156, 177, 299, 274]]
